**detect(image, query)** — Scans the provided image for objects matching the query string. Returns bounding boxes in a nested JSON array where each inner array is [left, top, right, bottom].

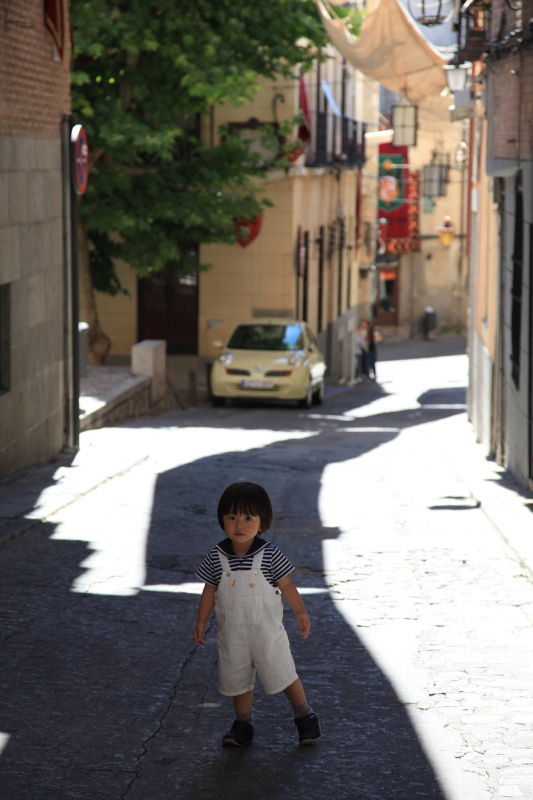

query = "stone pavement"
[[1, 337, 533, 800]]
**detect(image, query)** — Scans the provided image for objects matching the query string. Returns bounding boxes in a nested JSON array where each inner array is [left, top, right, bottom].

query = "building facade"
[[0, 0, 72, 478], [91, 48, 381, 384], [466, 0, 533, 491]]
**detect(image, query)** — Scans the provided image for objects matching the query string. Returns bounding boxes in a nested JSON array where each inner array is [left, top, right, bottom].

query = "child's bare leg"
[[233, 690, 254, 720], [283, 679, 310, 716]]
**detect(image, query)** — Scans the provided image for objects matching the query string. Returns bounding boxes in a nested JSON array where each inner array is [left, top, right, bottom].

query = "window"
[[227, 324, 304, 352], [0, 283, 10, 394]]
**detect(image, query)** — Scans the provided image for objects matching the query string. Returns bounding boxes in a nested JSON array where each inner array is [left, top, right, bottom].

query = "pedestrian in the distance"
[[193, 481, 321, 747], [363, 320, 382, 380], [354, 321, 367, 382]]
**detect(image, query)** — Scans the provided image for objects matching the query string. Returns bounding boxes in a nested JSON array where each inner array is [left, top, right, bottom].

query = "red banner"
[[378, 143, 420, 255]]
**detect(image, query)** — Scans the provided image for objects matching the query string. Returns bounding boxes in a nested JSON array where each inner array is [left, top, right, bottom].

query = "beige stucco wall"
[[81, 259, 138, 359]]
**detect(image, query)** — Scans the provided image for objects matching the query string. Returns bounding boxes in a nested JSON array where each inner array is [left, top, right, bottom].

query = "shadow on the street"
[[0, 375, 470, 800]]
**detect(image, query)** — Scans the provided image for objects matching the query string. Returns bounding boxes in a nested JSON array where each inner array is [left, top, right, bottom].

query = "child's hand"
[[296, 612, 311, 639], [193, 622, 207, 646]]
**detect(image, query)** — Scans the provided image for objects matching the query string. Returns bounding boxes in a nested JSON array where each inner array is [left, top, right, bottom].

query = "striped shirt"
[[196, 538, 294, 588]]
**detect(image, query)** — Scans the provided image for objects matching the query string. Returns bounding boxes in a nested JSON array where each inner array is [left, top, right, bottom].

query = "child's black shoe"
[[294, 712, 321, 745], [222, 720, 254, 746]]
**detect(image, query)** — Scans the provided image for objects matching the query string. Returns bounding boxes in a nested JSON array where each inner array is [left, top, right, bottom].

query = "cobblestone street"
[[1, 338, 532, 800]]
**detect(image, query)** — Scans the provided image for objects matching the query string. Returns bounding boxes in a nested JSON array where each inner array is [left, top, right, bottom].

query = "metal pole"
[[69, 115, 80, 449], [188, 369, 197, 407], [61, 115, 74, 450]]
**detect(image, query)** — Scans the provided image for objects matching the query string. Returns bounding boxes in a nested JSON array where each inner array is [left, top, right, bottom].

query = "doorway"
[[138, 270, 198, 354], [373, 266, 399, 325]]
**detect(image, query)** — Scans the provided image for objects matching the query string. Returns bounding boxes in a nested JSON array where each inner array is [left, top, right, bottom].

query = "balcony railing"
[[305, 112, 366, 168]]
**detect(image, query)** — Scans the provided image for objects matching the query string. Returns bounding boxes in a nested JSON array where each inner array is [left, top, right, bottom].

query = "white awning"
[[316, 0, 449, 108]]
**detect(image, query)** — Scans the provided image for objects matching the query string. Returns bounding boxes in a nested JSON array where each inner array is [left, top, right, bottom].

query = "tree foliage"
[[71, 0, 327, 292]]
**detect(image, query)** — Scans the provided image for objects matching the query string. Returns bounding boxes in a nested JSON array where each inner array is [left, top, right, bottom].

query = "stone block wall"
[[0, 1, 71, 478]]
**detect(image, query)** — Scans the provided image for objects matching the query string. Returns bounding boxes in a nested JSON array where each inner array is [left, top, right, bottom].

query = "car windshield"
[[227, 324, 304, 351]]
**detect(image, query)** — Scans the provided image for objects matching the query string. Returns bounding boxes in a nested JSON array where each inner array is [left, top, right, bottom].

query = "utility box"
[[131, 340, 166, 404]]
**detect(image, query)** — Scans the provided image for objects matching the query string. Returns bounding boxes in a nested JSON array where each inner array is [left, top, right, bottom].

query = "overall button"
[[253, 570, 258, 575], [226, 572, 230, 577]]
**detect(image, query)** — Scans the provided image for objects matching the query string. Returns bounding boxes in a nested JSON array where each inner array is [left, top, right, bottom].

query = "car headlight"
[[288, 353, 304, 368], [218, 353, 232, 365]]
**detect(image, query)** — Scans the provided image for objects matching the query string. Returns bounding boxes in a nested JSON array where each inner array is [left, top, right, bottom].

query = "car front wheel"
[[298, 381, 313, 409], [312, 379, 325, 405]]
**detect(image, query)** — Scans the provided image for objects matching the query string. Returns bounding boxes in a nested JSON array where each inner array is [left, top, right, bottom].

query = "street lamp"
[[437, 216, 456, 247], [444, 64, 470, 93]]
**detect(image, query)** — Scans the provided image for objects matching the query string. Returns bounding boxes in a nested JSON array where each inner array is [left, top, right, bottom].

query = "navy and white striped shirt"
[[196, 538, 294, 588]]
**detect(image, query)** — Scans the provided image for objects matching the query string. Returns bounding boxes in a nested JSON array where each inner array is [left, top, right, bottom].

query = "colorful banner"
[[378, 143, 419, 254]]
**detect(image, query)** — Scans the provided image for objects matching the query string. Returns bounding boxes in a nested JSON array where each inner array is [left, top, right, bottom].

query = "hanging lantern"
[[407, 0, 452, 26], [423, 164, 447, 197], [444, 63, 470, 93], [392, 105, 418, 147]]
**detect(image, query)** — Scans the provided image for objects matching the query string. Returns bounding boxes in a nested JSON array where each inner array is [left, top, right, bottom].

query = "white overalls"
[[216, 550, 298, 697]]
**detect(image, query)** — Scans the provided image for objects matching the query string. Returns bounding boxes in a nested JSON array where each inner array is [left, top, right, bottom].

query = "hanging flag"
[[235, 217, 263, 248], [321, 79, 342, 117], [297, 74, 312, 144], [44, 0, 65, 60], [285, 75, 312, 164]]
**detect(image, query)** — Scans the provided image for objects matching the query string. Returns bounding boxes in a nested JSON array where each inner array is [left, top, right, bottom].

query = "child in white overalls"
[[193, 482, 321, 746]]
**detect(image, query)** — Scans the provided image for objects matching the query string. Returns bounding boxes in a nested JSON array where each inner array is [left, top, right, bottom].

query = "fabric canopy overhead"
[[315, 0, 448, 105]]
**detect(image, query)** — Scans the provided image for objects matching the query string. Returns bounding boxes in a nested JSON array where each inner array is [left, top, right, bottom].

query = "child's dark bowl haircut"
[[217, 482, 273, 534]]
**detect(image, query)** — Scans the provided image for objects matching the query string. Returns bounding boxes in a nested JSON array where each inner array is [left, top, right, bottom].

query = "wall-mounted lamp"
[[437, 216, 455, 247], [444, 63, 470, 93]]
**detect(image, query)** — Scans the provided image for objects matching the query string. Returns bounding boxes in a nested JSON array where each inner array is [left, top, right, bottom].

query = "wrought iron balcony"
[[305, 112, 366, 168]]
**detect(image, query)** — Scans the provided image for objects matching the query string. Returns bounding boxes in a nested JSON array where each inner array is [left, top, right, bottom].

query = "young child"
[[193, 481, 321, 747]]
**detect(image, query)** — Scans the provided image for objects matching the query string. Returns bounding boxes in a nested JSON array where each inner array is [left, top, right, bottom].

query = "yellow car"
[[210, 318, 327, 408]]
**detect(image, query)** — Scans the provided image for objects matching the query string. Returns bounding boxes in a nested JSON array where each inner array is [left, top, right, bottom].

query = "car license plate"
[[241, 379, 275, 389]]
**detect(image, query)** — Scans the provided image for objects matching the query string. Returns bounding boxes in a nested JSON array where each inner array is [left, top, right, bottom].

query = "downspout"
[[61, 115, 75, 451]]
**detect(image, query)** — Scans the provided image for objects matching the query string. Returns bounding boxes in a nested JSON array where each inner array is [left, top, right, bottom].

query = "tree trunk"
[[78, 216, 111, 365]]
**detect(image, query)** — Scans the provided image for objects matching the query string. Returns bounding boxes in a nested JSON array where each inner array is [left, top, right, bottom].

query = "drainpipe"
[[61, 115, 76, 451], [62, 114, 80, 451]]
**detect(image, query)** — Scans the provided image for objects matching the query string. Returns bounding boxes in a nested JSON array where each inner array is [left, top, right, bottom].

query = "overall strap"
[[251, 549, 265, 571], [218, 551, 230, 572]]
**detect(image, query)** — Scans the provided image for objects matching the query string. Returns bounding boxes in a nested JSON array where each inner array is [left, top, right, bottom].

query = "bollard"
[[206, 362, 213, 399], [188, 368, 197, 407]]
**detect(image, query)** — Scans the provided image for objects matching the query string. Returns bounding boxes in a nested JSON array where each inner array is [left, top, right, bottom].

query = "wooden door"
[[138, 270, 198, 354]]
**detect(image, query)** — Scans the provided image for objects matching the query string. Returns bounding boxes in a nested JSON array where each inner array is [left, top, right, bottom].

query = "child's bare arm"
[[193, 584, 216, 645], [277, 575, 310, 639]]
